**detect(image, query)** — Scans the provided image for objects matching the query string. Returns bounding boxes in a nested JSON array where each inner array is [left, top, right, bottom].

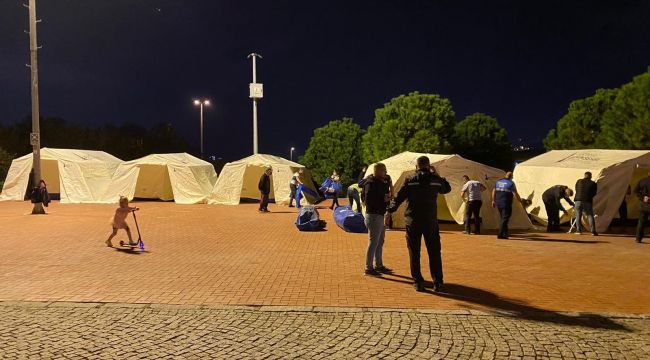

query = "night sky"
[[1, 0, 649, 161]]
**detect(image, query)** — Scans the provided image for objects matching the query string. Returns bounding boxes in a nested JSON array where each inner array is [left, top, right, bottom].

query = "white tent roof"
[[0, 148, 122, 203], [209, 153, 318, 205], [514, 149, 650, 232], [100, 153, 217, 204], [367, 151, 532, 230]]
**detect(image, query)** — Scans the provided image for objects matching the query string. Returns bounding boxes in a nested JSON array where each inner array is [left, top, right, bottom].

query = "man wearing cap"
[[492, 171, 522, 239], [387, 156, 451, 292]]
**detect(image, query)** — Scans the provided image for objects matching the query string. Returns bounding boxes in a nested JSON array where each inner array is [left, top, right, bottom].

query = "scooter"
[[119, 210, 145, 251]]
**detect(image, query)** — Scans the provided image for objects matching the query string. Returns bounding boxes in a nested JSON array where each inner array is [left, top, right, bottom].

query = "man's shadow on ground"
[[377, 274, 631, 331]]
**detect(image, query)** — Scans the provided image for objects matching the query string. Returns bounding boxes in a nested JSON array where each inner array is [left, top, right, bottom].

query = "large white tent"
[[366, 152, 532, 230], [209, 153, 318, 206], [0, 148, 122, 203], [100, 153, 217, 204], [513, 149, 650, 232]]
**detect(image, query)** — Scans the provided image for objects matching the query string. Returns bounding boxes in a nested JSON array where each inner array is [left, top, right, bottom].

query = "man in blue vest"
[[491, 171, 522, 239]]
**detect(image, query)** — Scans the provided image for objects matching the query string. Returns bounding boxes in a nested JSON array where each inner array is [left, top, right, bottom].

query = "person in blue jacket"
[[491, 171, 522, 239]]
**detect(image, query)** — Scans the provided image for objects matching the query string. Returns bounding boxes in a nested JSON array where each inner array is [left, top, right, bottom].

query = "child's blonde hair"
[[119, 196, 129, 207]]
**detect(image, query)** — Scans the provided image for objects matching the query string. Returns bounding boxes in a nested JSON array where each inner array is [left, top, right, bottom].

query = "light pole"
[[247, 53, 263, 154], [290, 147, 295, 162], [193, 99, 210, 159], [27, 0, 43, 214]]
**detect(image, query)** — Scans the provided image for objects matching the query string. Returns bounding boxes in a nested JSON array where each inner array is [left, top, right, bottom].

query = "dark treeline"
[[0, 117, 192, 161]]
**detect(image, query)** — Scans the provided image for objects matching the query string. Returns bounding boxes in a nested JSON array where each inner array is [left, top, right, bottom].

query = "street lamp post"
[[193, 99, 210, 159], [290, 147, 295, 162], [247, 53, 263, 154], [27, 0, 44, 214]]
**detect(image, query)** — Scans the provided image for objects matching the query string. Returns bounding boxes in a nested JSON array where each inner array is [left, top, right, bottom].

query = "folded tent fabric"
[[295, 184, 320, 208], [333, 205, 367, 233], [295, 205, 326, 231]]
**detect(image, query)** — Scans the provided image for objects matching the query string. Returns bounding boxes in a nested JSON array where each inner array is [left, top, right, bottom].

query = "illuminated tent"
[[513, 149, 650, 232], [101, 153, 217, 204], [209, 154, 318, 205], [0, 148, 122, 203], [366, 151, 532, 230]]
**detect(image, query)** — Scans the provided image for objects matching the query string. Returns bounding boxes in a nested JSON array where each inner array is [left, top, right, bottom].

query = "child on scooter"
[[106, 196, 139, 247]]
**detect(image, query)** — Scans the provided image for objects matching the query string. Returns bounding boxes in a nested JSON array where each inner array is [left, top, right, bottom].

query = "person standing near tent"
[[29, 180, 50, 213], [288, 169, 304, 208], [360, 163, 393, 276], [542, 185, 574, 232], [387, 156, 451, 292], [634, 171, 650, 243], [258, 167, 272, 213], [574, 172, 598, 236], [492, 172, 522, 239], [327, 175, 342, 209], [460, 175, 486, 235], [347, 184, 363, 213]]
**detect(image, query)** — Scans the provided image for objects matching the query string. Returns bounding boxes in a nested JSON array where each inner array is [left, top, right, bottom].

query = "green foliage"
[[543, 89, 618, 150], [361, 92, 456, 164], [453, 113, 512, 169], [598, 66, 650, 149], [299, 118, 364, 187], [0, 147, 15, 186]]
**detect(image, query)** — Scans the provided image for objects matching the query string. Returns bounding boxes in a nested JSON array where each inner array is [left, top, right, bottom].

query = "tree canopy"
[[361, 92, 456, 164], [299, 118, 364, 187], [598, 66, 650, 149], [543, 88, 618, 150], [453, 113, 512, 169]]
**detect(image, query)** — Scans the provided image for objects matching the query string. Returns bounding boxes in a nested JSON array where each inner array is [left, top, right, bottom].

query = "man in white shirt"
[[461, 175, 487, 234], [288, 169, 304, 207]]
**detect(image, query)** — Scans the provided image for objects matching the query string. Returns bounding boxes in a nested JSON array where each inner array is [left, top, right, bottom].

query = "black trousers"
[[464, 200, 482, 233], [544, 200, 560, 231], [405, 221, 443, 284], [289, 184, 298, 206], [497, 205, 512, 238], [637, 208, 650, 241], [259, 192, 270, 211], [347, 189, 362, 212]]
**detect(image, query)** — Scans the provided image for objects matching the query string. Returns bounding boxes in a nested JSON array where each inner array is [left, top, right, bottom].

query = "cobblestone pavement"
[[1, 202, 649, 313], [1, 301, 649, 359]]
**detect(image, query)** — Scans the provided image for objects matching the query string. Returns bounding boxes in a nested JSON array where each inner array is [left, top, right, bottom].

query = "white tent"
[[101, 153, 217, 204], [209, 153, 318, 205], [366, 151, 532, 230], [0, 148, 122, 203], [513, 149, 650, 232]]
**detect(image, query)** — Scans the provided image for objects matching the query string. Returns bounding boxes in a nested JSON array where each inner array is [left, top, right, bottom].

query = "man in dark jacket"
[[258, 167, 272, 213], [359, 163, 392, 276], [634, 171, 650, 243], [542, 185, 574, 232], [387, 156, 452, 293], [574, 171, 598, 235], [491, 172, 522, 239]]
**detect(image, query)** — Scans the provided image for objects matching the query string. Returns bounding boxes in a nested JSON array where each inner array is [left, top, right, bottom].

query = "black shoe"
[[462, 231, 470, 235], [591, 232, 598, 236], [637, 239, 643, 243], [375, 266, 393, 274], [413, 282, 425, 292], [497, 235, 508, 239], [364, 269, 381, 276], [288, 205, 295, 208], [433, 282, 443, 293]]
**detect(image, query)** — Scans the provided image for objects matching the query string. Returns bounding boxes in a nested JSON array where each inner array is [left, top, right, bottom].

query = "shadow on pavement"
[[437, 283, 631, 331], [507, 236, 608, 244]]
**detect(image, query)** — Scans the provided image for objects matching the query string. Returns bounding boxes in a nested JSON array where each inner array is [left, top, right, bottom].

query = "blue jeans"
[[365, 214, 386, 270], [575, 201, 596, 233]]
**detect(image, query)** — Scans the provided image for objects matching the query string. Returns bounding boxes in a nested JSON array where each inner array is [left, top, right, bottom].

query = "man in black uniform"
[[634, 171, 650, 243], [387, 156, 452, 292], [542, 185, 574, 232]]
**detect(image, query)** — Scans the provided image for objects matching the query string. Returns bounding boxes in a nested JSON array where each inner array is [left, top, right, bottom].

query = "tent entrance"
[[239, 166, 275, 202], [133, 165, 174, 201], [620, 166, 650, 220]]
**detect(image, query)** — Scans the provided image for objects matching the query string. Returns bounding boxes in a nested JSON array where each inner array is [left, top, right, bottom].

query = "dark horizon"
[[1, 0, 649, 161]]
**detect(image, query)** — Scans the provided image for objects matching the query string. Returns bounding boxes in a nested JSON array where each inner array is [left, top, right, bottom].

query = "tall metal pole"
[[28, 0, 44, 214], [200, 102, 204, 159], [252, 55, 258, 154]]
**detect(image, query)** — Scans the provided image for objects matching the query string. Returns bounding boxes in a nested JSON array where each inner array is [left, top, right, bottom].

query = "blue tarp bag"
[[334, 205, 368, 233], [295, 184, 320, 208], [320, 178, 341, 199], [295, 205, 326, 231]]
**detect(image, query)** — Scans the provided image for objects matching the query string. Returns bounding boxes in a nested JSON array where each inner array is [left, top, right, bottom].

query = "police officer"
[[542, 185, 574, 232], [387, 156, 451, 292], [491, 171, 522, 239]]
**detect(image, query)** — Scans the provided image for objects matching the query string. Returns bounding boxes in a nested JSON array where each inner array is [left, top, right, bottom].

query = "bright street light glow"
[[291, 147, 295, 151], [193, 99, 200, 105], [204, 100, 210, 106]]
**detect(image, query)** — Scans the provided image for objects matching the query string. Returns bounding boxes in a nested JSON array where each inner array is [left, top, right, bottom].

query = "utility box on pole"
[[249, 83, 263, 99]]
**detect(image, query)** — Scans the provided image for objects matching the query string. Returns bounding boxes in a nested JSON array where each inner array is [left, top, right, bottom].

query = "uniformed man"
[[491, 171, 522, 239], [387, 156, 451, 292], [634, 171, 650, 243], [542, 185, 574, 232]]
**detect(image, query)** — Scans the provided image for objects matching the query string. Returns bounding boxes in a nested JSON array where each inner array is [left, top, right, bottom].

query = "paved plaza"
[[1, 201, 649, 358]]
